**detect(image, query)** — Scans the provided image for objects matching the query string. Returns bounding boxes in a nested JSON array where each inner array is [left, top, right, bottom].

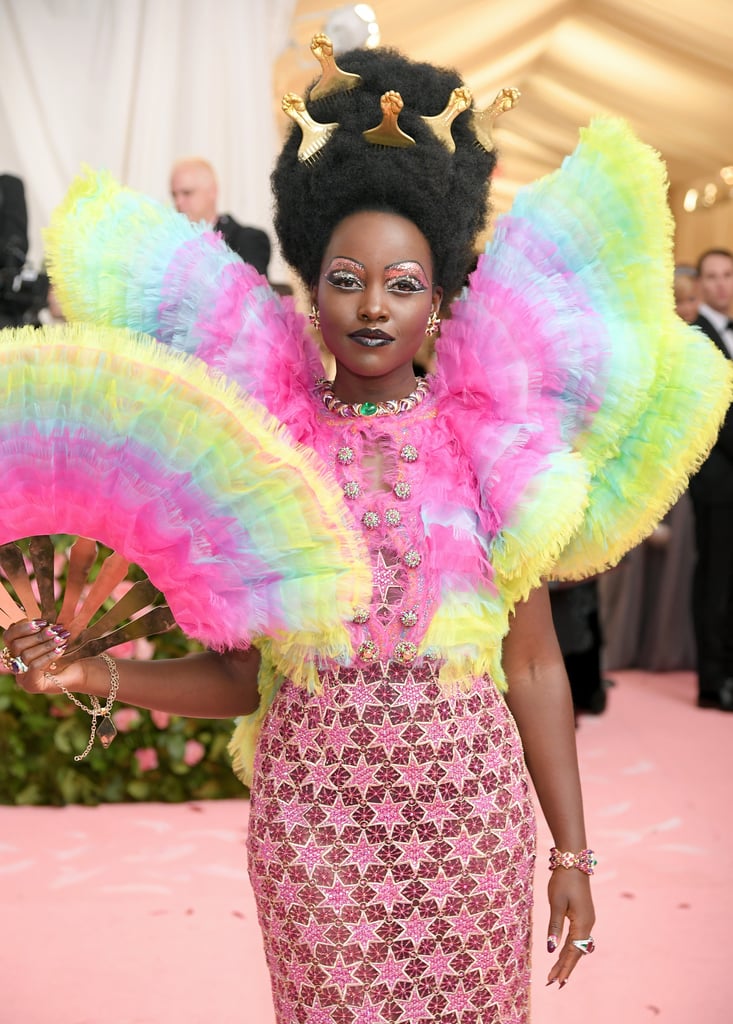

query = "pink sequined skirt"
[[247, 661, 536, 1023]]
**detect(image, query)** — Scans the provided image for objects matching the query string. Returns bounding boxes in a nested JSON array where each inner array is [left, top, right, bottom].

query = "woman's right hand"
[[1, 619, 86, 695]]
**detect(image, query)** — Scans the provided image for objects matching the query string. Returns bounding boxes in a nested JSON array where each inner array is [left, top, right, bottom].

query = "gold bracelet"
[[55, 653, 120, 762]]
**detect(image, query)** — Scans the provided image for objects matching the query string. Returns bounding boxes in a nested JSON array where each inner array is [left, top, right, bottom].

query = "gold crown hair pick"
[[363, 91, 416, 149], [308, 32, 363, 102], [421, 86, 473, 153], [472, 87, 521, 153], [282, 92, 340, 164]]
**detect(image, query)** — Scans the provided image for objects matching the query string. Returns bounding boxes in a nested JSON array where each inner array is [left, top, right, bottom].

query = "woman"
[[3, 41, 731, 1023]]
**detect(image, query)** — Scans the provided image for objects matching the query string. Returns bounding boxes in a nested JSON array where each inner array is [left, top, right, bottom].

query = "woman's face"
[[312, 210, 442, 403]]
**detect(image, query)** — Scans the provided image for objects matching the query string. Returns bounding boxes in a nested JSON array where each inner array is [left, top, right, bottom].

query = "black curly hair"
[[271, 46, 497, 299]]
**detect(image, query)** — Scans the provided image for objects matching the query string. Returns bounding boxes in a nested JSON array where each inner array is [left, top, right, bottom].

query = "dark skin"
[[5, 209, 594, 988]]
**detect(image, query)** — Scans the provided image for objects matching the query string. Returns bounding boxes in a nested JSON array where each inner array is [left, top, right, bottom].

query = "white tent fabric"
[[280, 0, 733, 259], [0, 0, 296, 272]]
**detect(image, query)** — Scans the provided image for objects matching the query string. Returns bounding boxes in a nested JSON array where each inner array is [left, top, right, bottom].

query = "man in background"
[[0, 173, 48, 327], [689, 248, 733, 710], [170, 157, 271, 278]]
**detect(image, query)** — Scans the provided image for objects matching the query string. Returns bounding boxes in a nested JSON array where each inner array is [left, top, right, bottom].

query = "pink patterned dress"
[[246, 392, 536, 1023], [44, 118, 732, 1024]]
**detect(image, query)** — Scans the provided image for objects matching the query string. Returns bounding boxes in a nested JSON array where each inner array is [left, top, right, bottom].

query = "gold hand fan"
[[0, 535, 177, 667]]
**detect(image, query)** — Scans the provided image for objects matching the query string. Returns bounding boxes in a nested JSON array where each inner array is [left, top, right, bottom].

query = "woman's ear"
[[432, 285, 443, 314]]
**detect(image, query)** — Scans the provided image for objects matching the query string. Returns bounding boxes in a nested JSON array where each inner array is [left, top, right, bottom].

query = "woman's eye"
[[326, 271, 363, 289], [387, 276, 426, 293]]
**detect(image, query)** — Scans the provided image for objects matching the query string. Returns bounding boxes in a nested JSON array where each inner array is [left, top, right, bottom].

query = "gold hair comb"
[[282, 92, 340, 163], [363, 91, 416, 149], [308, 33, 363, 102], [471, 87, 521, 153], [421, 86, 473, 153]]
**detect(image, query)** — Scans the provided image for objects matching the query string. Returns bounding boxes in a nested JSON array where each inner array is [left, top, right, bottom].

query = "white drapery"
[[0, 0, 296, 276]]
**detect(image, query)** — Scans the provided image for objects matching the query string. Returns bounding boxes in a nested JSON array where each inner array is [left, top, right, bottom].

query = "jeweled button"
[[358, 640, 378, 661], [385, 508, 401, 526], [400, 444, 419, 462], [400, 609, 418, 627], [394, 641, 417, 663], [352, 607, 370, 624], [362, 510, 381, 530], [403, 550, 421, 568], [394, 481, 411, 500], [343, 481, 361, 499], [337, 446, 355, 465]]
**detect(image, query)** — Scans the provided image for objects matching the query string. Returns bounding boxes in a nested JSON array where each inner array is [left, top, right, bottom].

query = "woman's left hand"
[[545, 868, 596, 987]]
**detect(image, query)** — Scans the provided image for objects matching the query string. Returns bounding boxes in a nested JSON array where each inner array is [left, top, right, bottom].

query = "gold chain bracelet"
[[55, 653, 120, 761]]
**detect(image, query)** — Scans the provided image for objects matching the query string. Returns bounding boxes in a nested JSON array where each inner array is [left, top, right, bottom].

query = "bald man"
[[170, 158, 271, 277]]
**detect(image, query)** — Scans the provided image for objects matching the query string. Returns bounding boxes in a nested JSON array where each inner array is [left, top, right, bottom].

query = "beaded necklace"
[[316, 377, 430, 417]]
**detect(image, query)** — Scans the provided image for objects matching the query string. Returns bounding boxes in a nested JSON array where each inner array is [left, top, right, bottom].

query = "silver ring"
[[9, 654, 29, 674], [572, 937, 595, 955]]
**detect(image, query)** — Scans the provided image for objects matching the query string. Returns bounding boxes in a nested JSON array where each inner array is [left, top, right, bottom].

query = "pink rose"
[[151, 709, 171, 730], [50, 703, 74, 718], [112, 707, 141, 732], [108, 637, 156, 661], [134, 747, 159, 772], [183, 739, 205, 767], [133, 637, 156, 661]]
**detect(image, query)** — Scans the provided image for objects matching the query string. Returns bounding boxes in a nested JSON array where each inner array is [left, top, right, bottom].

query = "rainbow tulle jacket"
[[2, 118, 731, 781]]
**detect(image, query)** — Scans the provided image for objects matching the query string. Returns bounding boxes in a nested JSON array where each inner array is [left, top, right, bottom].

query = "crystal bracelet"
[[548, 847, 597, 875]]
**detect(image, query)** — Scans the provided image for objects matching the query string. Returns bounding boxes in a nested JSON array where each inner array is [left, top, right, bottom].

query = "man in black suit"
[[170, 157, 271, 277], [0, 173, 29, 327], [689, 248, 733, 710]]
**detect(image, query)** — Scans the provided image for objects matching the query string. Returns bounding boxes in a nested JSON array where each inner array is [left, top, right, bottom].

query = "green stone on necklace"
[[359, 402, 378, 416]]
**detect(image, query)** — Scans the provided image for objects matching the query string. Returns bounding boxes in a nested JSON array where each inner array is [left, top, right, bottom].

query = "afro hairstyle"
[[271, 46, 497, 298]]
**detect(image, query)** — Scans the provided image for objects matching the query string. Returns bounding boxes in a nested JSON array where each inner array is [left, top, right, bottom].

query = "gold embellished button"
[[343, 481, 361, 499], [394, 481, 411, 500], [362, 510, 381, 530], [358, 640, 378, 661], [385, 508, 401, 526], [337, 446, 355, 465], [400, 444, 419, 462], [400, 609, 418, 627], [394, 640, 417, 663], [403, 550, 421, 568], [352, 606, 370, 624]]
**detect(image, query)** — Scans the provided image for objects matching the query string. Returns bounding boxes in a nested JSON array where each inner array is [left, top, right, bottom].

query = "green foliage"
[[0, 626, 247, 806], [0, 537, 248, 805]]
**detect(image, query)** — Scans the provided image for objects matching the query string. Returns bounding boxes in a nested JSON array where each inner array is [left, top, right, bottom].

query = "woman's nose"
[[357, 286, 388, 322]]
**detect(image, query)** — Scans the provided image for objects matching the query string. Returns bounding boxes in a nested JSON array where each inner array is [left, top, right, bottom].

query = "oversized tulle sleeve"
[[434, 117, 733, 601], [43, 169, 324, 438], [0, 323, 370, 665]]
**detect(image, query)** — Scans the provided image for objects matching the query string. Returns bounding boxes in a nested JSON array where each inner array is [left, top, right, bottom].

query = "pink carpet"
[[1, 670, 731, 1023]]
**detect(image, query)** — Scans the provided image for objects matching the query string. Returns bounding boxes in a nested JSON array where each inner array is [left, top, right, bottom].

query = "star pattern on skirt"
[[248, 662, 536, 1023]]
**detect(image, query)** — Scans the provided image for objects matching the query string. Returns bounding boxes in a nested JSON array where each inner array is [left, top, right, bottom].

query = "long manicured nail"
[[46, 626, 70, 639], [547, 935, 558, 953], [559, 979, 569, 989], [30, 620, 47, 631]]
